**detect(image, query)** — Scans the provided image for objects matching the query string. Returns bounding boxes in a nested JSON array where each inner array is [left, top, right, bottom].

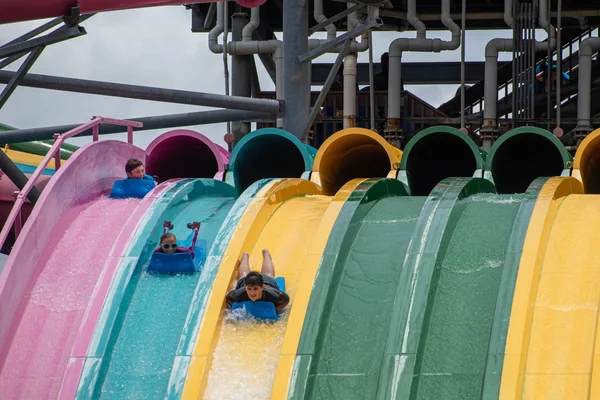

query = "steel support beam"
[[1, 17, 63, 48], [283, 0, 310, 139], [203, 3, 217, 30], [231, 13, 252, 143], [298, 19, 381, 64], [0, 47, 44, 110], [308, 3, 365, 35], [311, 61, 492, 85], [0, 109, 277, 144], [251, 57, 261, 98], [0, 25, 86, 59], [0, 70, 282, 113]]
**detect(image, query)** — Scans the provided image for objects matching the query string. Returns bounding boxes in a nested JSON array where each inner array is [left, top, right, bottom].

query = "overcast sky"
[[0, 5, 518, 150]]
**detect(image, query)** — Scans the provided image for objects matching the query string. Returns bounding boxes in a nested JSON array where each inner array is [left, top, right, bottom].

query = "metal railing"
[[0, 116, 143, 250], [465, 28, 596, 117]]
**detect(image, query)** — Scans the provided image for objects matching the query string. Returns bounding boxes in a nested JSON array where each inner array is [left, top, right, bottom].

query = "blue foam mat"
[[231, 277, 286, 321]]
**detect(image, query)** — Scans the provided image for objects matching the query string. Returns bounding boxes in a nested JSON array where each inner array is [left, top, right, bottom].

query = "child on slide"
[[154, 221, 200, 258], [125, 158, 160, 184], [226, 250, 290, 313]]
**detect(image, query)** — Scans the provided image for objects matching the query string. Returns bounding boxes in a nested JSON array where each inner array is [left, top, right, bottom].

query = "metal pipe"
[[460, 0, 466, 128], [283, 0, 310, 140], [368, 30, 375, 129], [232, 13, 252, 144], [227, 40, 283, 101], [504, 0, 513, 27], [557, 0, 562, 127], [343, 52, 357, 128], [407, 0, 426, 38], [242, 6, 260, 41], [0, 109, 278, 144], [378, 9, 600, 22], [208, 2, 224, 53], [484, 39, 513, 126], [222, 1, 231, 135], [314, 0, 337, 40], [0, 70, 281, 113], [387, 0, 461, 121], [575, 36, 600, 132]]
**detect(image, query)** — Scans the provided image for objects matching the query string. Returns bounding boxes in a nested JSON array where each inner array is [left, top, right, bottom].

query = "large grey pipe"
[[388, 0, 460, 120], [575, 37, 600, 132]]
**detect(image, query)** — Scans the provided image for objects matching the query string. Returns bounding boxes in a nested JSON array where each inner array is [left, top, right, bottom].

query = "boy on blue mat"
[[125, 158, 159, 183], [226, 250, 290, 313]]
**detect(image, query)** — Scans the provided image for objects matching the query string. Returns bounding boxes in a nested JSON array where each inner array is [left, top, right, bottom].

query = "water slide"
[[2, 121, 600, 399], [172, 125, 585, 400], [0, 139, 149, 399]]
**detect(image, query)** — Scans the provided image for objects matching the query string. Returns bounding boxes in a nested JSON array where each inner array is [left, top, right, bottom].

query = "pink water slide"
[[0, 0, 265, 25], [0, 129, 228, 399]]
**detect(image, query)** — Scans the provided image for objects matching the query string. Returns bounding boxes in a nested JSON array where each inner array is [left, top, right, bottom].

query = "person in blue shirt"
[[535, 62, 570, 94], [125, 158, 158, 183]]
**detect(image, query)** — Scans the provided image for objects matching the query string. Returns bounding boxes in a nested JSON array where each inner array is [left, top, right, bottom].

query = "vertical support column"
[[127, 126, 133, 144], [231, 13, 252, 145], [283, 0, 310, 141], [92, 125, 99, 141], [53, 133, 61, 170]]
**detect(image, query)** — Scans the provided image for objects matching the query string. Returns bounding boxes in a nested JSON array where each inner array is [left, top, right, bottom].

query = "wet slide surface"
[[291, 187, 422, 399], [410, 193, 521, 398], [0, 196, 140, 399], [92, 181, 235, 399], [505, 195, 600, 399], [203, 195, 332, 399]]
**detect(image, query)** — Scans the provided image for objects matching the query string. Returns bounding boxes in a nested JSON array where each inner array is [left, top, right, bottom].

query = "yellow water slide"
[[2, 146, 57, 170], [499, 128, 600, 399], [181, 128, 401, 399]]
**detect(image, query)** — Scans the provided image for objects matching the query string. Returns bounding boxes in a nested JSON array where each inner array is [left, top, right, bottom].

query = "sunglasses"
[[161, 243, 178, 250]]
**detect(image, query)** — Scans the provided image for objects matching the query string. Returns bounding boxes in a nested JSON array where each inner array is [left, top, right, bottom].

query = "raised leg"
[[237, 252, 251, 280], [260, 249, 275, 278]]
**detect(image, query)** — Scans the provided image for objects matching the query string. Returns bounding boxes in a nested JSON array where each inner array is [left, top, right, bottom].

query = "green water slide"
[[78, 178, 268, 400], [0, 122, 79, 159], [291, 176, 543, 400]]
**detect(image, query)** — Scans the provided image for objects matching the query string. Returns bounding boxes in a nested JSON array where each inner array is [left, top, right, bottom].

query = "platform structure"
[[1, 1, 600, 151]]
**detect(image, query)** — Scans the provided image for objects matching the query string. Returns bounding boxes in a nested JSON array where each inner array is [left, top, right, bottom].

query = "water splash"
[[204, 310, 289, 400]]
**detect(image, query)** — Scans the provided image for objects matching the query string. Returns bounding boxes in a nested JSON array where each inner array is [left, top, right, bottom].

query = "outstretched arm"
[[275, 292, 290, 313]]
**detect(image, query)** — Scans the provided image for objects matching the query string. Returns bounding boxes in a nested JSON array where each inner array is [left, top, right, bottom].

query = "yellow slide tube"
[[310, 127, 401, 195], [573, 127, 600, 193], [2, 146, 57, 170], [499, 177, 600, 399]]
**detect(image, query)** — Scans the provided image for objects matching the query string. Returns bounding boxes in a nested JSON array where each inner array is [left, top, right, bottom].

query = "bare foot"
[[241, 252, 249, 261], [262, 249, 271, 257]]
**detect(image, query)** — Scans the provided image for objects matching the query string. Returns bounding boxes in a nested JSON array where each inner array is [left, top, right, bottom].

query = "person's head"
[[125, 158, 145, 179], [160, 232, 177, 255], [244, 271, 265, 301]]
